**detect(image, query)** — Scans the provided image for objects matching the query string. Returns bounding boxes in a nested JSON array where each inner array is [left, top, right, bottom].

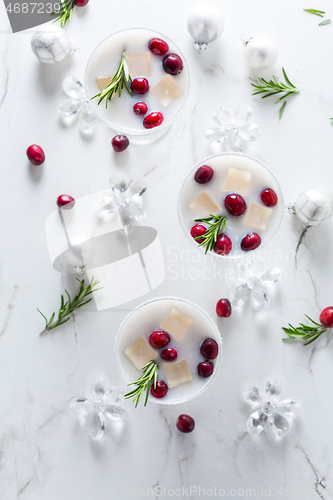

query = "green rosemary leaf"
[[279, 101, 287, 120], [282, 315, 327, 345], [319, 19, 331, 25], [124, 361, 159, 407], [193, 214, 227, 254], [303, 8, 325, 17], [52, 0, 74, 28]]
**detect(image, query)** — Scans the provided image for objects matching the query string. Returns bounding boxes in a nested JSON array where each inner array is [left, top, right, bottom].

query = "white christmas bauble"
[[31, 26, 72, 64], [294, 187, 333, 226], [187, 3, 225, 50], [245, 36, 278, 70]]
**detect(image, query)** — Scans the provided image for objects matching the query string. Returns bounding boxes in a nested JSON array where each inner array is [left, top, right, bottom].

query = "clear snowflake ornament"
[[59, 77, 96, 132], [205, 104, 261, 152], [244, 380, 299, 436], [101, 173, 148, 227], [69, 378, 128, 438], [229, 259, 281, 311]]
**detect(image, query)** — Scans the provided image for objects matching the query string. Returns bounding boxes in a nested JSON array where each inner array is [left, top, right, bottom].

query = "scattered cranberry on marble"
[[241, 232, 261, 252], [225, 193, 247, 217], [26, 144, 45, 165], [162, 53, 183, 75], [160, 348, 178, 361], [214, 234, 232, 255], [151, 381, 168, 399], [261, 188, 278, 207], [143, 112, 164, 129], [216, 298, 232, 318], [133, 102, 148, 116], [200, 338, 219, 360], [149, 329, 170, 349], [194, 165, 214, 184], [197, 361, 214, 378], [57, 195, 75, 210], [319, 307, 333, 328], [176, 414, 195, 433], [131, 77, 149, 95], [148, 38, 169, 56], [190, 224, 207, 244], [111, 135, 129, 152]]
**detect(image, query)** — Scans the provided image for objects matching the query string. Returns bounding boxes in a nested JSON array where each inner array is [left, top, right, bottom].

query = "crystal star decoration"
[[244, 380, 299, 436], [101, 173, 148, 227], [69, 378, 128, 438], [59, 77, 96, 132], [205, 104, 261, 152], [229, 259, 281, 311]]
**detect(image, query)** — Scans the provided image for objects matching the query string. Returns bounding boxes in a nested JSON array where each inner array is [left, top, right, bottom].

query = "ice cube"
[[96, 76, 112, 91], [188, 192, 220, 216], [160, 307, 192, 341], [127, 52, 151, 76], [223, 167, 252, 196], [151, 75, 183, 108], [162, 359, 193, 389], [244, 203, 273, 231], [124, 336, 158, 370]]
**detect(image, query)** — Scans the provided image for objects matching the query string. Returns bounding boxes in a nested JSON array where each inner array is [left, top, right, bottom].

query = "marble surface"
[[1, 1, 333, 499]]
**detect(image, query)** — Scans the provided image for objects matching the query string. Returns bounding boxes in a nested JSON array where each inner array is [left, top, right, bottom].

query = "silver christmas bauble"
[[244, 36, 278, 70], [31, 26, 72, 64], [187, 3, 225, 51], [293, 187, 333, 226]]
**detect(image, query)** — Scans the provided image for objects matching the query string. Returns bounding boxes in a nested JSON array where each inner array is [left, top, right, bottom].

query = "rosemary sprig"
[[38, 277, 102, 335], [193, 214, 227, 254], [252, 68, 300, 119], [303, 8, 325, 17], [319, 19, 331, 25], [124, 360, 158, 407], [91, 51, 132, 108], [52, 0, 75, 28], [282, 315, 327, 346]]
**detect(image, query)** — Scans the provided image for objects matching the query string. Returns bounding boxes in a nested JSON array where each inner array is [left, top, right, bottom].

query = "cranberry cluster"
[[148, 329, 176, 399], [191, 165, 278, 255], [197, 338, 219, 378]]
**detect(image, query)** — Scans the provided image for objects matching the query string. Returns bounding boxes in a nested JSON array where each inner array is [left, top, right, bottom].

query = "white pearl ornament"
[[31, 26, 74, 64], [291, 187, 333, 226], [244, 36, 278, 70], [187, 3, 225, 51]]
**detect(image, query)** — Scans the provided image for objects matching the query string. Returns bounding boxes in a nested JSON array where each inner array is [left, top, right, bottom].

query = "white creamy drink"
[[178, 153, 283, 258], [116, 297, 222, 405], [85, 28, 189, 142]]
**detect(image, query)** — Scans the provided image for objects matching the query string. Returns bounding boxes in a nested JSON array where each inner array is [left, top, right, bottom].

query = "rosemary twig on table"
[[124, 360, 158, 407], [303, 8, 325, 17], [193, 214, 227, 254], [38, 277, 102, 335], [252, 68, 300, 119], [319, 19, 331, 25], [52, 0, 75, 28], [282, 315, 328, 346], [91, 51, 132, 108]]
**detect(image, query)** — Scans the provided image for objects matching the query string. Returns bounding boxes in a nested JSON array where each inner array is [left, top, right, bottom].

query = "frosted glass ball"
[[187, 3, 225, 48], [31, 26, 72, 64], [245, 36, 278, 70], [294, 187, 333, 226]]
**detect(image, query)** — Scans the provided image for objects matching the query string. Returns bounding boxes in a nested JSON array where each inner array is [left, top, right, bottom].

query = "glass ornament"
[[59, 77, 96, 132], [31, 26, 76, 64], [187, 3, 225, 52]]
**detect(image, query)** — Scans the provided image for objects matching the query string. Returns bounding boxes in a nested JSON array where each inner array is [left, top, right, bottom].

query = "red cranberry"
[[143, 112, 164, 129], [26, 144, 45, 165], [176, 414, 195, 433], [200, 338, 219, 360], [57, 195, 75, 210], [319, 307, 333, 328], [74, 0, 89, 5], [190, 224, 207, 244], [214, 234, 232, 255], [131, 78, 149, 95], [216, 298, 232, 318], [197, 361, 214, 378], [161, 348, 178, 361], [148, 38, 169, 56], [133, 102, 148, 116], [261, 188, 278, 207], [162, 53, 183, 75], [225, 193, 247, 217], [241, 233, 261, 252], [151, 381, 168, 399], [149, 330, 170, 349], [194, 165, 214, 184], [111, 135, 129, 152]]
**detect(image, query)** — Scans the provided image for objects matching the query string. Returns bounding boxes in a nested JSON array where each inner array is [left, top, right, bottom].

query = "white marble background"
[[1, 0, 333, 498]]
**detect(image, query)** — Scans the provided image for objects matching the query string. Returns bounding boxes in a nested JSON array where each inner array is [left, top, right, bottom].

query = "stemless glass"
[[85, 28, 190, 145], [178, 152, 283, 260], [115, 296, 222, 405]]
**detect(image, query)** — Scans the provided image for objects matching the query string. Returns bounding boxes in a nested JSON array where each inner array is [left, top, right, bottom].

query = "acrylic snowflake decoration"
[[69, 378, 128, 438], [59, 77, 96, 132], [101, 173, 148, 227], [205, 104, 261, 152], [229, 259, 281, 311], [244, 380, 299, 436]]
